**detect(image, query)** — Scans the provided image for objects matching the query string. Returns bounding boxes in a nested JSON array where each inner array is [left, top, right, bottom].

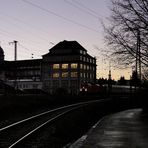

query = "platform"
[[70, 108, 148, 148]]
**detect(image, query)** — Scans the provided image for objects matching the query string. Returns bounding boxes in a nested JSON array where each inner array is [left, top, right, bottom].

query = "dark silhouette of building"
[[42, 40, 96, 94], [0, 46, 4, 62], [0, 40, 96, 94]]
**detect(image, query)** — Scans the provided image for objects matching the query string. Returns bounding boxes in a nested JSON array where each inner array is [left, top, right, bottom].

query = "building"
[[42, 40, 96, 94], [0, 40, 96, 94], [4, 59, 42, 91], [0, 46, 5, 81], [0, 45, 42, 91], [0, 46, 4, 62]]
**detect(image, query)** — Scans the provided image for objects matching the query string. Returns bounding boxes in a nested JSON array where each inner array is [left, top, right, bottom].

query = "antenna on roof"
[[50, 42, 54, 46]]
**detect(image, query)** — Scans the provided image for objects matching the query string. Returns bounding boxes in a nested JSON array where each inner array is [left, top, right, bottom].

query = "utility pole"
[[9, 40, 18, 91], [9, 40, 18, 61], [14, 40, 18, 61]]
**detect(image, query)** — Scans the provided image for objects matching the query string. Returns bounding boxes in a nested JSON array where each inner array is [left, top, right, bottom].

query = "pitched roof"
[[43, 40, 87, 56]]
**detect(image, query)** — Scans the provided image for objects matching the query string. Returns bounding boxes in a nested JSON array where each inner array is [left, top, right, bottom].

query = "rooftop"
[[43, 40, 87, 56]]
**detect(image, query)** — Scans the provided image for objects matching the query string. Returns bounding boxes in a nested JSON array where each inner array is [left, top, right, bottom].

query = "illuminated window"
[[53, 72, 59, 78], [90, 74, 92, 79], [62, 72, 68, 77], [53, 64, 59, 69], [71, 63, 78, 69], [84, 64, 86, 70], [80, 64, 83, 69], [62, 64, 68, 69], [71, 72, 77, 77], [87, 65, 89, 70]]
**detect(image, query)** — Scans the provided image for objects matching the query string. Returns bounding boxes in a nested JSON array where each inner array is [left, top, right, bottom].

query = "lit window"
[[71, 63, 78, 69], [53, 72, 59, 78], [62, 64, 68, 69], [71, 72, 77, 77], [84, 51, 86, 55], [80, 64, 83, 69], [90, 74, 92, 79], [62, 72, 68, 77], [87, 73, 89, 78], [87, 65, 89, 70], [53, 64, 59, 69]]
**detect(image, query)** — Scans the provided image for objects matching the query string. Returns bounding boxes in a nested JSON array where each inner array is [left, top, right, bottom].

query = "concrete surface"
[[70, 108, 148, 148]]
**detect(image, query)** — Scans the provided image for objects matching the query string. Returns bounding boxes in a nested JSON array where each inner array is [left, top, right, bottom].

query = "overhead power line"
[[0, 10, 57, 39], [72, 0, 99, 17], [21, 0, 99, 33], [64, 0, 99, 19], [18, 43, 30, 51]]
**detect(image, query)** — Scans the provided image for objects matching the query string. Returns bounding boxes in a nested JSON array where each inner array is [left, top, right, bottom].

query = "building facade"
[[0, 59, 42, 91], [0, 40, 96, 94], [42, 40, 96, 94]]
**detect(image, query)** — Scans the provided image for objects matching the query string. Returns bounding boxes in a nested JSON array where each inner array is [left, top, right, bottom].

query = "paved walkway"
[[70, 108, 148, 148]]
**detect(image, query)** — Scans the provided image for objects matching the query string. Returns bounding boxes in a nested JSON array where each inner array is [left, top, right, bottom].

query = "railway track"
[[0, 99, 109, 148]]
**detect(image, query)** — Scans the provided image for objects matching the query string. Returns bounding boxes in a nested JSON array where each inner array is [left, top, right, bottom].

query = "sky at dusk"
[[0, 0, 131, 80]]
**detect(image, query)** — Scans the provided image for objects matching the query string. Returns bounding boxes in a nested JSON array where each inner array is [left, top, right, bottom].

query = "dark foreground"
[[0, 89, 147, 147]]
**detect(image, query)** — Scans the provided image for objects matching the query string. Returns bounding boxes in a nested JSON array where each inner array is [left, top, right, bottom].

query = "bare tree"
[[104, 0, 148, 70]]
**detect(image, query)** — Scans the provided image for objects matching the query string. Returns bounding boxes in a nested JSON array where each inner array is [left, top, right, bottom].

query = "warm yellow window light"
[[53, 64, 59, 69], [53, 72, 59, 78], [62, 72, 68, 77], [62, 64, 68, 69], [71, 63, 78, 69], [71, 72, 77, 77]]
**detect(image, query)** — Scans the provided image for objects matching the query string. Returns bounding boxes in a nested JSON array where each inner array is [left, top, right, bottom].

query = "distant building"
[[0, 46, 4, 62], [0, 40, 96, 94], [0, 46, 5, 81], [4, 59, 42, 90]]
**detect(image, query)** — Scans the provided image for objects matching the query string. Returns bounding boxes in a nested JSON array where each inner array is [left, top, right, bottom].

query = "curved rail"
[[0, 99, 107, 132], [0, 99, 110, 148]]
